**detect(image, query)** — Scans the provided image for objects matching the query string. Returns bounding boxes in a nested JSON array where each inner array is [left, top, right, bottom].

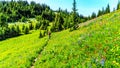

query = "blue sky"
[[28, 0, 118, 16]]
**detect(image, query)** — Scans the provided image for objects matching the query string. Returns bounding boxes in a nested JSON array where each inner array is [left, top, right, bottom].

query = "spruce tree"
[[105, 4, 110, 14], [117, 1, 120, 10], [91, 12, 96, 19], [102, 7, 105, 15], [24, 26, 29, 34], [72, 0, 77, 29], [97, 10, 102, 17], [39, 30, 43, 38], [16, 25, 21, 35], [53, 13, 64, 31]]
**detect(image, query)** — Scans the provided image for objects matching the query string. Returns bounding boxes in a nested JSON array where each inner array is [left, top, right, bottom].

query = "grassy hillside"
[[0, 31, 48, 68], [0, 10, 120, 68], [34, 10, 120, 68]]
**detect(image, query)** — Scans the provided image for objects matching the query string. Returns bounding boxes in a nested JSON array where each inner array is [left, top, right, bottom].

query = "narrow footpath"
[[30, 39, 49, 68]]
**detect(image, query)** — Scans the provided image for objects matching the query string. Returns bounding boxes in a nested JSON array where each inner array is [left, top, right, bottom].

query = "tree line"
[[0, 0, 120, 40]]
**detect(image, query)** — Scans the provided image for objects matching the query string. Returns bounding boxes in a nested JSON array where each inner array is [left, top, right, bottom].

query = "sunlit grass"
[[34, 10, 120, 68], [0, 30, 47, 68], [0, 10, 120, 68]]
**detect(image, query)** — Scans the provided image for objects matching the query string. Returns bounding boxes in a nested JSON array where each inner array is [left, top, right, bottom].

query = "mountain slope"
[[34, 10, 120, 68], [0, 10, 120, 68]]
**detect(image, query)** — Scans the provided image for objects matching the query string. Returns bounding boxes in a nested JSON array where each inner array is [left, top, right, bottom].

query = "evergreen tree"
[[97, 10, 102, 17], [72, 0, 78, 29], [0, 28, 5, 40], [11, 25, 16, 36], [39, 30, 43, 38], [117, 1, 120, 10], [91, 12, 96, 19], [63, 17, 70, 29], [53, 13, 64, 31], [105, 4, 110, 14], [16, 25, 21, 35], [102, 7, 105, 15], [24, 26, 29, 34], [0, 0, 51, 23], [0, 13, 7, 27], [29, 23, 34, 30]]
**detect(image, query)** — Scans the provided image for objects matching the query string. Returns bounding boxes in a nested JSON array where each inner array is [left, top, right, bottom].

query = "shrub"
[[29, 23, 34, 30], [11, 25, 17, 36], [16, 25, 21, 35], [20, 16, 27, 22], [0, 28, 5, 40], [35, 22, 41, 30], [39, 30, 43, 38], [22, 25, 25, 32], [24, 26, 29, 34]]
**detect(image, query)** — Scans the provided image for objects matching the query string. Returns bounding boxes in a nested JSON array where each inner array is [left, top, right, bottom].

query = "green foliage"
[[20, 16, 27, 22], [40, 20, 49, 30], [11, 25, 17, 36], [0, 13, 7, 27], [97, 10, 103, 17], [91, 12, 96, 19], [35, 22, 41, 30], [0, 24, 21, 40], [36, 15, 43, 21], [16, 25, 21, 35], [39, 30, 43, 38], [39, 30, 47, 38], [63, 17, 70, 29], [24, 26, 29, 34], [29, 23, 34, 30], [117, 1, 120, 10], [0, 28, 5, 40], [105, 4, 110, 14], [0, 9, 120, 68], [0, 0, 50, 23], [53, 13, 64, 31], [72, 0, 77, 25], [41, 8, 55, 22], [69, 0, 80, 31], [22, 24, 25, 31]]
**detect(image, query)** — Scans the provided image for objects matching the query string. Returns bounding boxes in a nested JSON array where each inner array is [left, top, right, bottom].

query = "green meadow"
[[0, 9, 120, 68]]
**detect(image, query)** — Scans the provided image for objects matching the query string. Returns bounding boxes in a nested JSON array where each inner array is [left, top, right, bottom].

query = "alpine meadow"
[[0, 0, 120, 68]]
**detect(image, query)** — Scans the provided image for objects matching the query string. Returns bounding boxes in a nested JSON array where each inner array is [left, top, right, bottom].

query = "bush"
[[29, 23, 34, 30], [39, 30, 43, 38], [0, 28, 5, 40], [4, 27, 11, 38], [40, 20, 49, 30], [20, 16, 27, 22], [11, 25, 17, 36], [35, 22, 41, 30], [16, 25, 21, 35], [43, 30, 46, 36], [24, 26, 29, 34]]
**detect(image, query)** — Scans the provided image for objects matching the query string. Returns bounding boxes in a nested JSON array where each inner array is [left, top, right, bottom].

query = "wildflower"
[[100, 58, 105, 67]]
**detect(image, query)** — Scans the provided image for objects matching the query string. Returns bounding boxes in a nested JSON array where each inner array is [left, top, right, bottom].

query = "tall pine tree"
[[117, 0, 120, 10], [105, 4, 110, 14], [91, 12, 96, 19], [72, 0, 78, 30]]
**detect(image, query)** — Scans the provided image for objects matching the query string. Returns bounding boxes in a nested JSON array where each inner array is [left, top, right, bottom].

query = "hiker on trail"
[[48, 31, 51, 39]]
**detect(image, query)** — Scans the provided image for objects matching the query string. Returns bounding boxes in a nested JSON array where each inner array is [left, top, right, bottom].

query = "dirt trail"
[[30, 39, 49, 68]]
